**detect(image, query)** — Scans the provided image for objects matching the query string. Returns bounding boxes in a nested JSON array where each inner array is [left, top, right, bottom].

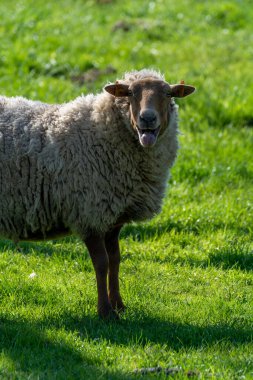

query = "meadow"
[[0, 0, 252, 378]]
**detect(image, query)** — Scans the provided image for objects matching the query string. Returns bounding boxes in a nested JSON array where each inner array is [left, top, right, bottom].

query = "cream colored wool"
[[0, 70, 179, 242]]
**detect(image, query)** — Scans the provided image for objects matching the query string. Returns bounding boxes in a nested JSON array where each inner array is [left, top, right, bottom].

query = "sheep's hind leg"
[[84, 233, 118, 319], [105, 225, 126, 313]]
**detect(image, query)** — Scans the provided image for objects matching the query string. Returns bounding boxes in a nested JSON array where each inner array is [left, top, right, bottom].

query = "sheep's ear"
[[170, 84, 196, 98], [104, 83, 130, 97]]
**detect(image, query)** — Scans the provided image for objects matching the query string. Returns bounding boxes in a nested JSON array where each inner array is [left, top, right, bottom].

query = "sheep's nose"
[[140, 110, 157, 123]]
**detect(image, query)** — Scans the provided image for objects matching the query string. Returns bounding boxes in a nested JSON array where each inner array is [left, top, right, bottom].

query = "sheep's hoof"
[[117, 303, 126, 313], [98, 304, 119, 320], [110, 297, 126, 313]]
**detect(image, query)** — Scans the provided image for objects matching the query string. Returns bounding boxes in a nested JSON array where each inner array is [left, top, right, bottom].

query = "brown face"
[[104, 78, 195, 148], [127, 80, 170, 147]]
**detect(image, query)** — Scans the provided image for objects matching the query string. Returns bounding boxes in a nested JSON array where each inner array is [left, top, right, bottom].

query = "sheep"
[[0, 69, 195, 318]]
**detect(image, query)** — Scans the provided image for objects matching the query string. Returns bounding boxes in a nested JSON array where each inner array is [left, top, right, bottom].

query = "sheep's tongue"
[[138, 129, 159, 147], [140, 131, 157, 147]]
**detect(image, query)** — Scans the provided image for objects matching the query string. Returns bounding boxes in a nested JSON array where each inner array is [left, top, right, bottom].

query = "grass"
[[0, 0, 253, 379]]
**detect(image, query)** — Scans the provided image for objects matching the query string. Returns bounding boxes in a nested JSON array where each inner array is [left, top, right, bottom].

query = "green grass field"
[[0, 0, 253, 379]]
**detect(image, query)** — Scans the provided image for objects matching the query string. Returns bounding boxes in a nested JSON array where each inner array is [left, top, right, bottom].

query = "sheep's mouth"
[[137, 126, 160, 148]]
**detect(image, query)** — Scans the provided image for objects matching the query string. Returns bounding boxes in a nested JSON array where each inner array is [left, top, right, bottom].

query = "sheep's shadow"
[[0, 311, 252, 378], [0, 316, 130, 379], [1, 232, 252, 377], [60, 312, 253, 350]]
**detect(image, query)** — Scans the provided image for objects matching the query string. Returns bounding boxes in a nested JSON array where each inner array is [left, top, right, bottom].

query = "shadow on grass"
[[61, 313, 253, 350], [121, 223, 253, 271], [0, 237, 89, 261], [0, 316, 131, 380], [207, 247, 253, 271], [153, 247, 253, 272], [0, 312, 252, 378], [121, 220, 251, 241]]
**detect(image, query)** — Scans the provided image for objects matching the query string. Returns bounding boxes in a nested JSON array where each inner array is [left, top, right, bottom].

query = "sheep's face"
[[104, 78, 195, 148]]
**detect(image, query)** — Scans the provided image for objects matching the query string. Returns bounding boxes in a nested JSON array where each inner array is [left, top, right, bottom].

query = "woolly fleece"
[[0, 70, 179, 241]]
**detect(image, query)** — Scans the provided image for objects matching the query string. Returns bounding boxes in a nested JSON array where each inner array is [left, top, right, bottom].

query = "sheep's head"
[[104, 78, 195, 148]]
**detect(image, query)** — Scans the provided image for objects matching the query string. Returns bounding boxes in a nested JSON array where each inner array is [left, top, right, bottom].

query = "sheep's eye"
[[128, 90, 133, 96]]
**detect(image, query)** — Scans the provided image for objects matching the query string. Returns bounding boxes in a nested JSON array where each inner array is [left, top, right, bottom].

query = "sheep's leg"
[[84, 234, 118, 319], [105, 225, 126, 312]]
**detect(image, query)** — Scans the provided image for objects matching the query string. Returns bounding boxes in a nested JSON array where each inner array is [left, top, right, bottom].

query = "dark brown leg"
[[84, 233, 117, 319], [105, 225, 125, 312]]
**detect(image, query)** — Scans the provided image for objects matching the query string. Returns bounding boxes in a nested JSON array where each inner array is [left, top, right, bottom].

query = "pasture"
[[0, 0, 252, 378]]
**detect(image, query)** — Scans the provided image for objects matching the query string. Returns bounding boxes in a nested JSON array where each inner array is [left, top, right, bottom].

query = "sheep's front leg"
[[105, 225, 126, 312], [84, 234, 117, 319]]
